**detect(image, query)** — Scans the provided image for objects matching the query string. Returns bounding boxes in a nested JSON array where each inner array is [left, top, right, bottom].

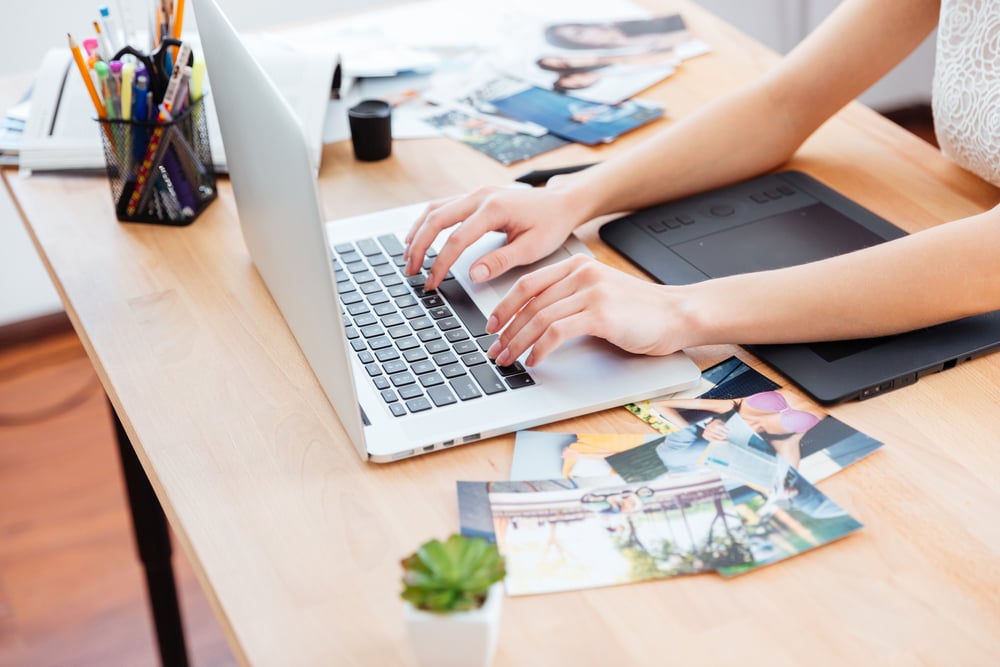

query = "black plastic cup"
[[348, 99, 392, 161]]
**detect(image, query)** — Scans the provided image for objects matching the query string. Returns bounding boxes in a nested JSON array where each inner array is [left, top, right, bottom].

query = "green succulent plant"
[[400, 534, 506, 614]]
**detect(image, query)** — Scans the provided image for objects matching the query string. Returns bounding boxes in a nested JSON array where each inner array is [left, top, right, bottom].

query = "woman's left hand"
[[485, 255, 690, 366]]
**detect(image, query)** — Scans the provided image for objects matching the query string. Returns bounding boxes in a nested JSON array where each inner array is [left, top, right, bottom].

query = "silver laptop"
[[192, 0, 700, 462]]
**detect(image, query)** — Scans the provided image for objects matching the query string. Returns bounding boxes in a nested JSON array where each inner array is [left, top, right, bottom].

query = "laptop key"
[[380, 389, 398, 404], [453, 340, 478, 356], [334, 242, 354, 254], [387, 324, 413, 339], [421, 294, 444, 308], [389, 371, 416, 387], [399, 384, 423, 400], [341, 292, 364, 305], [441, 363, 467, 379], [360, 324, 385, 338], [373, 302, 397, 317], [345, 260, 367, 274], [470, 365, 506, 395], [364, 363, 382, 377], [411, 360, 437, 375], [427, 385, 458, 407], [450, 376, 482, 401], [477, 334, 498, 352], [358, 350, 374, 364], [381, 274, 404, 287], [433, 351, 459, 366], [368, 336, 393, 350], [354, 270, 376, 284], [436, 317, 461, 331], [419, 372, 445, 388], [437, 279, 489, 336], [351, 339, 367, 353], [445, 329, 469, 343], [388, 284, 410, 298], [417, 328, 442, 343], [375, 347, 400, 362], [374, 263, 397, 277], [354, 313, 378, 327], [406, 397, 433, 413], [345, 326, 360, 340], [427, 306, 452, 320], [366, 292, 389, 305], [403, 348, 428, 363], [338, 249, 361, 264], [401, 306, 424, 319], [357, 238, 381, 256], [395, 294, 418, 308], [360, 282, 382, 295], [410, 317, 434, 331], [396, 336, 421, 351], [388, 402, 407, 417], [373, 376, 390, 390], [461, 352, 488, 367], [505, 373, 536, 389], [378, 233, 405, 257], [381, 313, 405, 327], [423, 340, 448, 356], [383, 359, 408, 375], [496, 361, 526, 377]]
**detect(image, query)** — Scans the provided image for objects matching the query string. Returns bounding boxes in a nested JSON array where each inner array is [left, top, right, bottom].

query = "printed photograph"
[[484, 470, 753, 595], [509, 431, 665, 480], [499, 13, 711, 104], [607, 412, 863, 576], [624, 357, 883, 484], [489, 86, 663, 145], [422, 107, 569, 164]]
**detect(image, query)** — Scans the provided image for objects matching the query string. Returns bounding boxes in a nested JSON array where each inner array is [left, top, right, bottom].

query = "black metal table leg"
[[110, 400, 191, 667]]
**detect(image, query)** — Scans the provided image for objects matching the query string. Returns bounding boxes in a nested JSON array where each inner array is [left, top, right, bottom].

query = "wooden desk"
[[5, 2, 1000, 664]]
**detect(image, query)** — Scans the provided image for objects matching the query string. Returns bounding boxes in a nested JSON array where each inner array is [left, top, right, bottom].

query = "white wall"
[[0, 0, 938, 327]]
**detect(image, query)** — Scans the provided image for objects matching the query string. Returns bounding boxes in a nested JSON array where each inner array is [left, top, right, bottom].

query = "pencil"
[[68, 33, 106, 119], [172, 0, 185, 39]]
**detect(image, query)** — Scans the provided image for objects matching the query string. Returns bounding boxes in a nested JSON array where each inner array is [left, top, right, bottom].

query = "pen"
[[67, 33, 105, 119], [109, 60, 124, 118], [93, 20, 112, 62], [514, 162, 599, 187], [99, 6, 121, 54]]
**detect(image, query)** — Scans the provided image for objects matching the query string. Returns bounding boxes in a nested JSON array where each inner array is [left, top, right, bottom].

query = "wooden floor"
[[0, 332, 236, 667]]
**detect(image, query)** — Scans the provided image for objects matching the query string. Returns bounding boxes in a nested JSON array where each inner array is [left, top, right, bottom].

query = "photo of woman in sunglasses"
[[651, 388, 825, 471]]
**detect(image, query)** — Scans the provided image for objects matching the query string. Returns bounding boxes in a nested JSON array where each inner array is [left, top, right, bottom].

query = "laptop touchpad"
[[452, 232, 575, 311]]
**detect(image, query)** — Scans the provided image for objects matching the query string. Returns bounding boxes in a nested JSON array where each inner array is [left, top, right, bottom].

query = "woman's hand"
[[485, 254, 693, 366], [404, 181, 588, 291]]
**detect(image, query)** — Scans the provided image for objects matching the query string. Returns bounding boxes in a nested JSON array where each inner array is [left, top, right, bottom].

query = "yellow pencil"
[[173, 0, 186, 39], [68, 33, 105, 119]]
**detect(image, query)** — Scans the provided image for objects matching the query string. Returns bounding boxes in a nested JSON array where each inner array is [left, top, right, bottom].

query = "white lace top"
[[932, 0, 1000, 187]]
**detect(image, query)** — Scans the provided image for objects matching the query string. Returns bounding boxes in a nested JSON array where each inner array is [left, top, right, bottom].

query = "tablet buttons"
[[709, 205, 735, 216]]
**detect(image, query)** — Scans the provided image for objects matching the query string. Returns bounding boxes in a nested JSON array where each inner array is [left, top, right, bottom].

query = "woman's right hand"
[[404, 180, 590, 291]]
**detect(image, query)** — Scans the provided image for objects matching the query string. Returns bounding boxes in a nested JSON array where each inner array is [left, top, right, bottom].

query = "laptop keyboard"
[[334, 234, 535, 417]]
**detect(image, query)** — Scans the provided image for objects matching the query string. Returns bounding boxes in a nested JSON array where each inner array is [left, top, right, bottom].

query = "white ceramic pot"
[[403, 582, 503, 667]]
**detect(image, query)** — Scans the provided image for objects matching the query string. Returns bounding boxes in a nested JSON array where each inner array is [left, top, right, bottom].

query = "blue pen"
[[132, 70, 149, 166]]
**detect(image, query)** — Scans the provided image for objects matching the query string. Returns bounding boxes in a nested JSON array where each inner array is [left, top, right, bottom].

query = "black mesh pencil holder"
[[97, 96, 217, 225]]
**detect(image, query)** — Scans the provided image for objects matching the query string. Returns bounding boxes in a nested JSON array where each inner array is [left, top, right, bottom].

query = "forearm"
[[559, 77, 805, 221], [676, 206, 1000, 347], [554, 0, 940, 224]]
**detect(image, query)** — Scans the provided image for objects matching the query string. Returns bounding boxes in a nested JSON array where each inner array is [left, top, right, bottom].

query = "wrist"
[[547, 172, 607, 229]]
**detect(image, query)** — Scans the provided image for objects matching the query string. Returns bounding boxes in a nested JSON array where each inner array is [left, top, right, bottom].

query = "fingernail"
[[486, 340, 501, 358], [496, 349, 511, 366], [470, 264, 489, 282], [485, 315, 498, 333]]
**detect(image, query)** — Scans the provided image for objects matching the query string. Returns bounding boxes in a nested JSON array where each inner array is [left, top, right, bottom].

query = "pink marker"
[[83, 38, 100, 58]]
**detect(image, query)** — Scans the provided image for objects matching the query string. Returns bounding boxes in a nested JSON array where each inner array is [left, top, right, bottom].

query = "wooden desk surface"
[[5, 2, 1000, 665]]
